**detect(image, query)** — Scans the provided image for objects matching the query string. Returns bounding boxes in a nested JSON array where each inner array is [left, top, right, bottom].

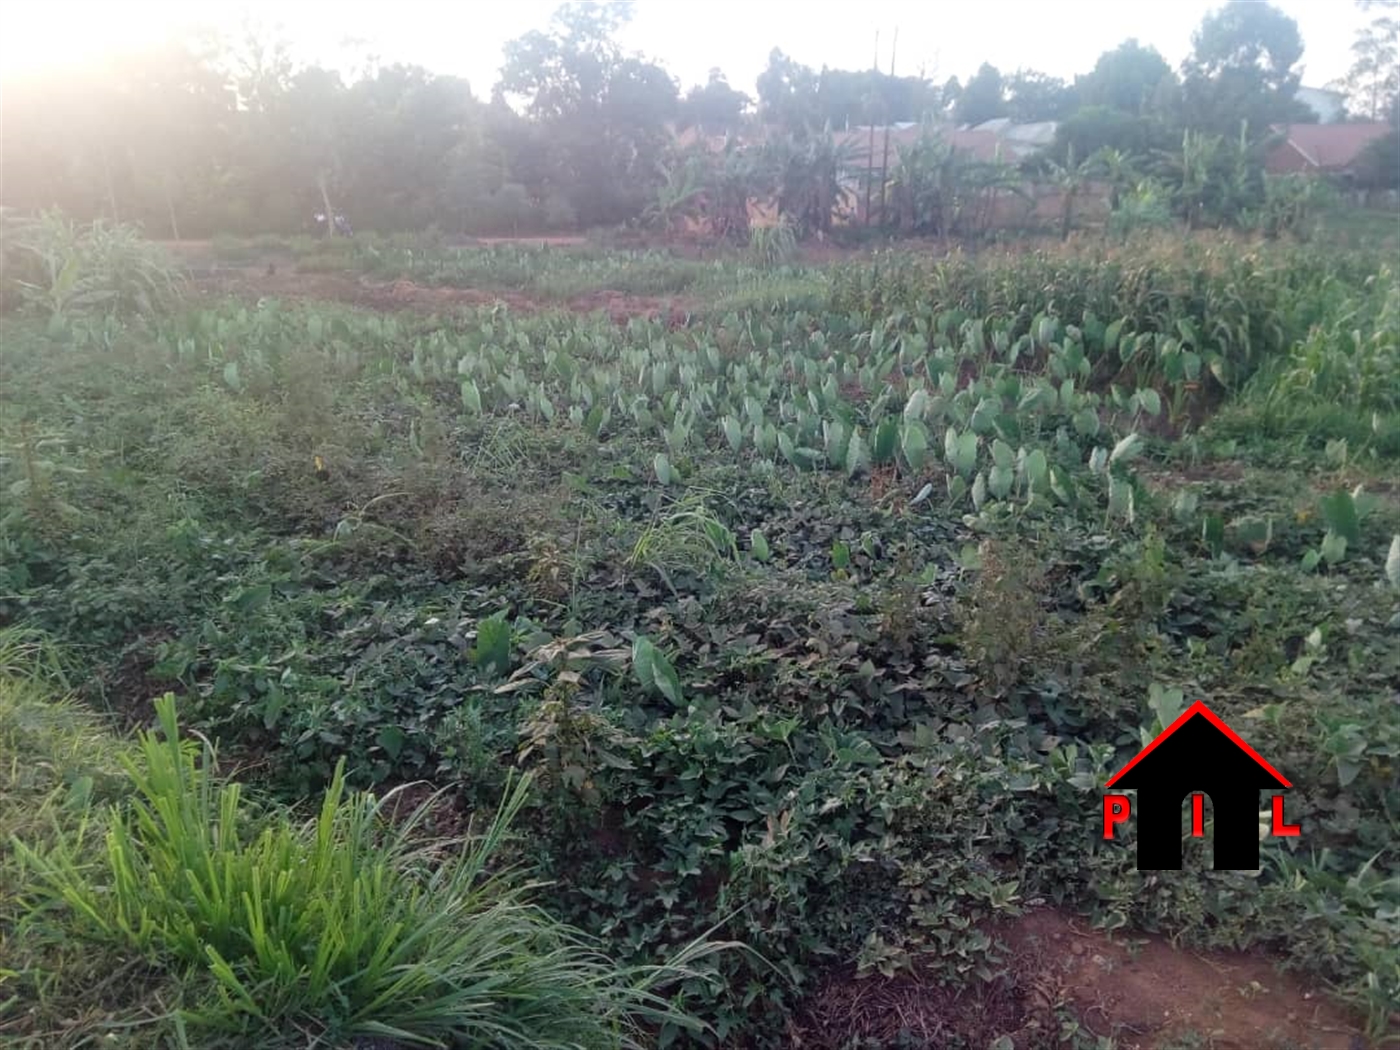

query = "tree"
[[813, 69, 942, 128], [1004, 70, 1078, 123], [678, 70, 750, 133], [1334, 14, 1400, 120], [1040, 146, 1099, 239], [278, 67, 353, 234], [1091, 146, 1138, 210], [763, 130, 858, 235], [956, 64, 1006, 126], [1181, 2, 1310, 135], [1076, 40, 1176, 116], [1155, 124, 1263, 229], [1052, 105, 1177, 164], [642, 155, 705, 232], [113, 39, 236, 239], [941, 76, 962, 114], [498, 3, 678, 225], [227, 19, 294, 116], [684, 70, 742, 131], [756, 49, 820, 131], [885, 128, 963, 236], [698, 138, 764, 241], [342, 66, 485, 230]]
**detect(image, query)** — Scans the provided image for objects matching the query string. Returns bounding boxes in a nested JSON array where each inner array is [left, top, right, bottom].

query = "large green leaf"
[[750, 529, 771, 563], [954, 432, 978, 476], [845, 427, 870, 477], [903, 388, 929, 423], [1319, 491, 1360, 546], [872, 417, 900, 465], [988, 463, 1013, 500], [1023, 448, 1049, 489], [633, 636, 683, 706], [472, 612, 512, 678], [1110, 432, 1142, 466], [901, 422, 929, 470]]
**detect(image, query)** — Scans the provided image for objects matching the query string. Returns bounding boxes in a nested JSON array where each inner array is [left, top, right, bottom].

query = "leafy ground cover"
[[2, 233, 1398, 1048]]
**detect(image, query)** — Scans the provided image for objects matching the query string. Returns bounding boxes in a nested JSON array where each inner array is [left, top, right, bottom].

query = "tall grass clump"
[[748, 220, 798, 267], [1, 210, 184, 326], [17, 693, 719, 1048]]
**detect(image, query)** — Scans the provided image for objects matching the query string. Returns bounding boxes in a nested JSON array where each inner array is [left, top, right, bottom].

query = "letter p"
[[1103, 794, 1131, 839]]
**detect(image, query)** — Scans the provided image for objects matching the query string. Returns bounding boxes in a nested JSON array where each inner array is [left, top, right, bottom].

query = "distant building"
[[1295, 86, 1347, 124], [1265, 123, 1392, 180], [967, 119, 1059, 159]]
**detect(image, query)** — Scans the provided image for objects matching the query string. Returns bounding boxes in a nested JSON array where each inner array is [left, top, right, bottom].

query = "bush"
[[16, 693, 721, 1048], [1106, 179, 1174, 239]]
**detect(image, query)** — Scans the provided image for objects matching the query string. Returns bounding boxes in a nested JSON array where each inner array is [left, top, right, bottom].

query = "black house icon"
[[1106, 701, 1290, 870]]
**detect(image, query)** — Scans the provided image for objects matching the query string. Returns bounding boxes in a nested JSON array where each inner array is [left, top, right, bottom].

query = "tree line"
[[0, 0, 1395, 240]]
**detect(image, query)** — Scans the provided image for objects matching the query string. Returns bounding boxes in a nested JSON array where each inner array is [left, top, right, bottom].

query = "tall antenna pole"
[[879, 27, 898, 225], [865, 30, 878, 227]]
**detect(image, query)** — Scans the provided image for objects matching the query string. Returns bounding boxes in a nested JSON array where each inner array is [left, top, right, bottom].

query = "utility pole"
[[878, 28, 897, 226], [865, 30, 878, 228]]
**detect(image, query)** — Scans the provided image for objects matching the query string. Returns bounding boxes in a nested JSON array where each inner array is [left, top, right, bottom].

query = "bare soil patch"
[[792, 910, 1370, 1049], [1138, 461, 1248, 494], [189, 268, 696, 324]]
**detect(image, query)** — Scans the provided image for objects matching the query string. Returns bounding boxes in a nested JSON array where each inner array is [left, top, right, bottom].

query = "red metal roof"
[[1265, 123, 1393, 174]]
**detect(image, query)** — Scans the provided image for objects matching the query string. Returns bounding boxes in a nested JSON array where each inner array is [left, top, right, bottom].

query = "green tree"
[[698, 138, 764, 241], [885, 128, 963, 235], [1076, 40, 1176, 116], [642, 155, 705, 233], [344, 66, 483, 229], [1052, 105, 1175, 164], [1334, 13, 1400, 120], [756, 49, 820, 131], [498, 2, 678, 225], [1004, 70, 1078, 123], [1156, 124, 1264, 229], [276, 67, 353, 235], [678, 69, 750, 133], [814, 68, 942, 128], [764, 129, 857, 235], [956, 63, 1006, 126], [1181, 1, 1310, 134], [1039, 146, 1099, 239]]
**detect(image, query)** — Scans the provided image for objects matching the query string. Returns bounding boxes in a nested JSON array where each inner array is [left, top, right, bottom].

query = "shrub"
[[1, 211, 184, 325]]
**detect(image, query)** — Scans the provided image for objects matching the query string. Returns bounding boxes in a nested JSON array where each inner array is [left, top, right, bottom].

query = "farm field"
[[2, 230, 1399, 1049]]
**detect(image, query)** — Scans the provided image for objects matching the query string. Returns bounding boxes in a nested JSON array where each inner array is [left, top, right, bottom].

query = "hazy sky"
[[0, 1, 1376, 95]]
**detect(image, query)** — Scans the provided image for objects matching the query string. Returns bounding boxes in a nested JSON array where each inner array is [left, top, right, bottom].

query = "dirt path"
[[794, 910, 1372, 1049]]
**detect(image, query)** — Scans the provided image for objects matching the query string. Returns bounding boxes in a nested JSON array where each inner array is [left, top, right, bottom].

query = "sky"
[[0, 0, 1377, 96]]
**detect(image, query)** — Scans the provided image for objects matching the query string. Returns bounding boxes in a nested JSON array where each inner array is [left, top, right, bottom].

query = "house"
[[1295, 86, 1347, 124], [1264, 122, 1393, 179], [831, 123, 1006, 168], [1106, 701, 1290, 870], [967, 118, 1059, 160]]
